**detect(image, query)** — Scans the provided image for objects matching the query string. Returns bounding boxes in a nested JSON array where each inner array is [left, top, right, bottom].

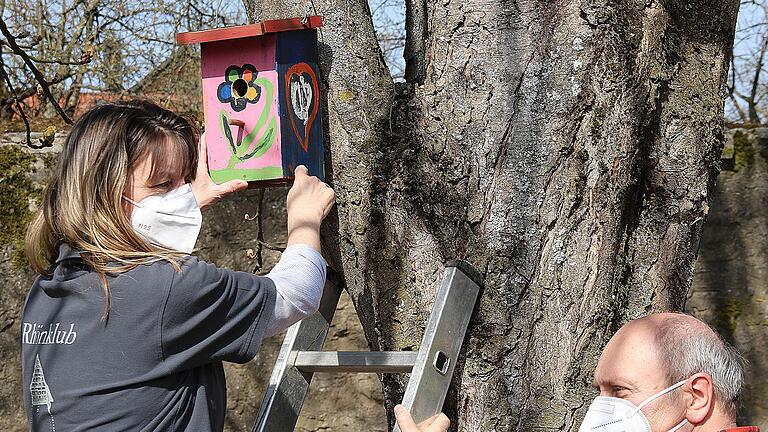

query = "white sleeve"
[[264, 244, 327, 337]]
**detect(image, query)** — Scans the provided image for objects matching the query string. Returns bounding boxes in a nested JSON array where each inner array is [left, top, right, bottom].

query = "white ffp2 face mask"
[[123, 183, 202, 253], [578, 380, 688, 432]]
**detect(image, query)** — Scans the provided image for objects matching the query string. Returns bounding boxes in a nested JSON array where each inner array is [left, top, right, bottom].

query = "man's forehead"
[[593, 320, 665, 387]]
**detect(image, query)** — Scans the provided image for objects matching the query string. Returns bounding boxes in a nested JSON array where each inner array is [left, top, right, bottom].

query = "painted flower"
[[217, 64, 261, 112]]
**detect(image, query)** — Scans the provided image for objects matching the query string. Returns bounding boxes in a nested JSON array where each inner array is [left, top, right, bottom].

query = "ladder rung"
[[294, 351, 418, 373]]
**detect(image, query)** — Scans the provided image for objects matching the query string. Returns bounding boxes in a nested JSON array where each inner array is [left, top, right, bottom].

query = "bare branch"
[[27, 53, 93, 66], [250, 189, 266, 274], [0, 16, 73, 124], [404, 0, 427, 83], [0, 47, 34, 148]]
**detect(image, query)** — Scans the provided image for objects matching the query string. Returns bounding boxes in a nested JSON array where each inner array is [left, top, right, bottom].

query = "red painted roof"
[[176, 16, 323, 45]]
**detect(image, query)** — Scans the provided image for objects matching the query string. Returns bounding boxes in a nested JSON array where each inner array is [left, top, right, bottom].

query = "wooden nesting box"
[[177, 16, 324, 185]]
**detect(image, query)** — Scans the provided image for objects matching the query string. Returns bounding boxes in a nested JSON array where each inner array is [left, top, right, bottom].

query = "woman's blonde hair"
[[26, 100, 199, 320]]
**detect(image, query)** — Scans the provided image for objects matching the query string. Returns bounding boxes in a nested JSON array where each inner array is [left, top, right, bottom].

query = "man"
[[581, 312, 759, 432]]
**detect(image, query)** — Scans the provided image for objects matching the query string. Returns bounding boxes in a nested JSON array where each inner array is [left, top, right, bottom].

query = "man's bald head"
[[626, 313, 744, 418], [589, 313, 745, 431], [641, 313, 744, 417]]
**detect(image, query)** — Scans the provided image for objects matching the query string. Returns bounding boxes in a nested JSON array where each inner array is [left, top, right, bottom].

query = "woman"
[[21, 99, 447, 432]]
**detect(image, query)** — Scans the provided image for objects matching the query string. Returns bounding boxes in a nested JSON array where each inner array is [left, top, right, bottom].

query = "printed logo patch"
[[30, 354, 57, 431], [30, 354, 54, 412]]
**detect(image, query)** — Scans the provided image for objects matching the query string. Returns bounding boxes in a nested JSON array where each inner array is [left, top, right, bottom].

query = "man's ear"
[[685, 373, 715, 424]]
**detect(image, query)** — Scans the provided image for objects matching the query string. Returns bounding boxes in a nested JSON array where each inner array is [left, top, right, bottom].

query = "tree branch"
[[249, 189, 267, 274], [747, 32, 768, 123], [0, 47, 34, 149], [0, 72, 72, 105], [27, 53, 93, 66], [0, 16, 73, 124], [404, 0, 427, 83]]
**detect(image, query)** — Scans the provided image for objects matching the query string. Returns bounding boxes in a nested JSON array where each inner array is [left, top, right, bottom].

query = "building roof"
[[176, 16, 323, 45]]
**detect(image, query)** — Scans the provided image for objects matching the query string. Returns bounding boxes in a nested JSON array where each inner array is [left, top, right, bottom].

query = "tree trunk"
[[243, 0, 738, 430]]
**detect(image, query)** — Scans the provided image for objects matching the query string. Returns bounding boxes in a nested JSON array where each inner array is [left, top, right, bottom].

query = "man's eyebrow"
[[592, 376, 624, 389]]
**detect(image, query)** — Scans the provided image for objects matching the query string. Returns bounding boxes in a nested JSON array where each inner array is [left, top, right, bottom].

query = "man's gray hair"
[[654, 313, 744, 417]]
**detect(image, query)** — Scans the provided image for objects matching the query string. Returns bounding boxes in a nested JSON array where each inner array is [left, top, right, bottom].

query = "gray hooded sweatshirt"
[[20, 243, 276, 431]]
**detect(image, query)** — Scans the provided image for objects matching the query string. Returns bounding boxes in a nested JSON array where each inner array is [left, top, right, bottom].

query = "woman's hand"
[[394, 405, 450, 432], [286, 165, 336, 251], [191, 132, 249, 210]]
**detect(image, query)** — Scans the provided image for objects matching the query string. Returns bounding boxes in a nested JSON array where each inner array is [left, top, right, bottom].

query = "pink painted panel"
[[201, 35, 283, 183]]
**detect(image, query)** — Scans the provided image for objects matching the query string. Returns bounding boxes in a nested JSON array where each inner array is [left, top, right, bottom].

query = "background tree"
[[728, 0, 768, 124], [241, 0, 739, 430], [0, 0, 242, 145]]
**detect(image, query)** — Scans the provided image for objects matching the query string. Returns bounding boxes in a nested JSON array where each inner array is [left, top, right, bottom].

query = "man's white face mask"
[[579, 380, 688, 432], [122, 183, 202, 253]]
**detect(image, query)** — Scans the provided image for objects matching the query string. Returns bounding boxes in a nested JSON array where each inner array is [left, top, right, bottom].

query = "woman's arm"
[[191, 146, 335, 337], [264, 244, 326, 336], [264, 165, 336, 336]]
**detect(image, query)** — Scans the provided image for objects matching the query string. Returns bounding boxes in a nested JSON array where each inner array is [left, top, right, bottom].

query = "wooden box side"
[[276, 29, 325, 181]]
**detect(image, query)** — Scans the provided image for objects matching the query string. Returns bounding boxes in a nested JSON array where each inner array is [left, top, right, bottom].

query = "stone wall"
[[687, 128, 768, 428]]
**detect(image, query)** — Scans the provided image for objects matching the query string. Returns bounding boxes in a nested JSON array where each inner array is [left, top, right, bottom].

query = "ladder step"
[[294, 351, 418, 373]]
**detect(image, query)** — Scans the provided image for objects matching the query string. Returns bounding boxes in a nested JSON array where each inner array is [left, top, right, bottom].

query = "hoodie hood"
[[38, 244, 91, 298]]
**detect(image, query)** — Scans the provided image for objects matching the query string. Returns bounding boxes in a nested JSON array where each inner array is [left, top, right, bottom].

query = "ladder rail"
[[252, 261, 481, 432], [251, 271, 343, 432], [393, 263, 481, 432]]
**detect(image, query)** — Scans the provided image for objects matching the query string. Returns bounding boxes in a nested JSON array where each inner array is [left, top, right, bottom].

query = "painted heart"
[[284, 63, 319, 152]]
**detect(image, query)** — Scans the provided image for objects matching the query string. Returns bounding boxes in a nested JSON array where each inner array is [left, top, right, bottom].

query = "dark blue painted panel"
[[275, 29, 319, 65], [276, 30, 324, 181]]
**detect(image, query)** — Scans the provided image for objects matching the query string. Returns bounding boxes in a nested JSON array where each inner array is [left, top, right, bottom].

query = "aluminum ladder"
[[252, 260, 482, 432]]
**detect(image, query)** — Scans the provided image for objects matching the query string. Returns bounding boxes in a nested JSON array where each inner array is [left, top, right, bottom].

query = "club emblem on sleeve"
[[30, 354, 54, 413]]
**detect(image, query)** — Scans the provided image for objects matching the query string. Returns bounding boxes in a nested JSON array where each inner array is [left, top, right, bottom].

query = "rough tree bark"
[[243, 0, 738, 430]]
